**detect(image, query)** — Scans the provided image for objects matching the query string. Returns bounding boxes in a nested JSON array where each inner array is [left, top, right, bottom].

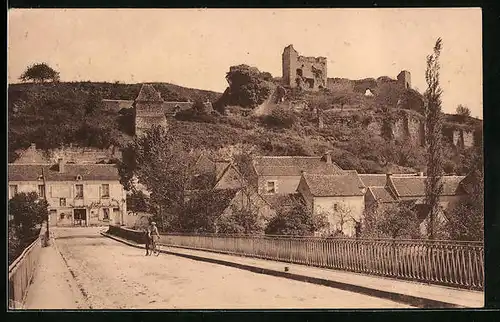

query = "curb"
[[101, 232, 466, 309]]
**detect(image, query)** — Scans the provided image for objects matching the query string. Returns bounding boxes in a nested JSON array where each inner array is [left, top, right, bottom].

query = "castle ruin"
[[282, 45, 327, 91]]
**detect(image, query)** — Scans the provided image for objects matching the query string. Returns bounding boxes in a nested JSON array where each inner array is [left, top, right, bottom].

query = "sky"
[[8, 8, 482, 118]]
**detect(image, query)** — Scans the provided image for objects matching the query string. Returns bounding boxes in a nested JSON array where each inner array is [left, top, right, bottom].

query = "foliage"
[[456, 104, 471, 118], [261, 107, 297, 129], [265, 199, 327, 236], [8, 192, 49, 265], [19, 62, 60, 83], [121, 126, 195, 232], [126, 190, 150, 214], [216, 64, 273, 109], [216, 203, 264, 235], [445, 153, 483, 241], [363, 201, 421, 239], [424, 37, 445, 239]]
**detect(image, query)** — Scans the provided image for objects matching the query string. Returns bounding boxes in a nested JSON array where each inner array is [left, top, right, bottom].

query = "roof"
[[253, 156, 344, 176], [14, 146, 49, 164], [368, 187, 397, 203], [8, 163, 120, 182], [359, 174, 387, 188], [390, 176, 466, 197], [302, 174, 365, 197], [135, 84, 164, 102], [262, 193, 303, 210]]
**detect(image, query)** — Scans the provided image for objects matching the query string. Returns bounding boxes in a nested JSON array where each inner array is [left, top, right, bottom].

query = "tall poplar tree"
[[424, 38, 445, 239]]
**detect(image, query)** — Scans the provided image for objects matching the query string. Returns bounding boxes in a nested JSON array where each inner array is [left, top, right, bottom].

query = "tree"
[[377, 201, 421, 239], [120, 125, 195, 232], [424, 37, 445, 240], [9, 192, 49, 264], [127, 190, 150, 215], [262, 106, 297, 129], [445, 156, 484, 241], [216, 203, 264, 234], [19, 63, 60, 83], [265, 199, 327, 236], [216, 64, 273, 108], [456, 104, 471, 118]]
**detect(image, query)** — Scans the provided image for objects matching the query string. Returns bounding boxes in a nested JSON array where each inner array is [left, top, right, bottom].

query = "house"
[[362, 173, 466, 235], [250, 152, 345, 195], [8, 158, 127, 227], [297, 172, 366, 237]]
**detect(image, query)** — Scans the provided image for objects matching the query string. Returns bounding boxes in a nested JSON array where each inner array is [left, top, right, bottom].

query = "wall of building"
[[257, 175, 301, 195], [312, 195, 365, 237], [282, 45, 327, 90], [9, 180, 126, 226]]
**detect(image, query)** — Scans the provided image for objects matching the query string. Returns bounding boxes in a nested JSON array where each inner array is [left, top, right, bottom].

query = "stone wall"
[[282, 45, 327, 91]]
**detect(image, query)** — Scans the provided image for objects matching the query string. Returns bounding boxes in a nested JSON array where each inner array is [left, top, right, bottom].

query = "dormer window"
[[76, 175, 83, 181]]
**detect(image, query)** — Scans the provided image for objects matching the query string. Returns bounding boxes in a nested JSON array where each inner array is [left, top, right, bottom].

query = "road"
[[46, 227, 411, 309]]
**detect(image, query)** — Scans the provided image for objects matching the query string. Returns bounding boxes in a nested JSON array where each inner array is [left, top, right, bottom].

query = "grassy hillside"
[[7, 81, 221, 161], [8, 80, 481, 176]]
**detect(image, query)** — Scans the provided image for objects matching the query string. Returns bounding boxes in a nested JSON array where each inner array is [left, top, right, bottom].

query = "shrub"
[[261, 107, 297, 129]]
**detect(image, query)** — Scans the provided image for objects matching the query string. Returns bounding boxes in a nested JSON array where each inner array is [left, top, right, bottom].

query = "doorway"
[[73, 209, 87, 226]]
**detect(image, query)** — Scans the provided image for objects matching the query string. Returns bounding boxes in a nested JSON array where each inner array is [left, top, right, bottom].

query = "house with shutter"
[[8, 158, 127, 227], [297, 171, 366, 237]]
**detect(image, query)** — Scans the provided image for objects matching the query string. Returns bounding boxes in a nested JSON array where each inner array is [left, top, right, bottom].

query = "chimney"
[[324, 151, 332, 164], [58, 158, 65, 173]]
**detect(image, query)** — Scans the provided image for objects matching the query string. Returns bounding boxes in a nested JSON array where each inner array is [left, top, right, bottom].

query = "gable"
[[214, 165, 245, 190]]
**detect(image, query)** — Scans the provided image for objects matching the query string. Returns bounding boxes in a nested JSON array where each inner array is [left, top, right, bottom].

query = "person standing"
[[144, 225, 152, 256], [150, 222, 160, 252]]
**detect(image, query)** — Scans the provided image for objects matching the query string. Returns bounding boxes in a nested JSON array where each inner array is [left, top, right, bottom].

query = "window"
[[60, 213, 65, 220], [38, 185, 45, 199], [75, 184, 84, 198], [60, 198, 66, 207], [334, 204, 339, 211], [103, 208, 110, 220], [9, 185, 18, 198], [266, 181, 276, 194], [101, 184, 110, 198], [76, 175, 82, 181]]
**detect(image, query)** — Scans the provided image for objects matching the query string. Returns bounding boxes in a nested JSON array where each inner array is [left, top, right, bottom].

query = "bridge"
[[10, 227, 484, 310]]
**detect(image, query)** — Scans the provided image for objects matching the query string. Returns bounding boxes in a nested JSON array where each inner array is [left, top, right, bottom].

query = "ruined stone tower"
[[282, 45, 327, 91], [397, 70, 412, 89]]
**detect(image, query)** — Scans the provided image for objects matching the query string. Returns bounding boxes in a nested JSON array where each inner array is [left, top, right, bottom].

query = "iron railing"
[[8, 224, 47, 309], [108, 226, 484, 290]]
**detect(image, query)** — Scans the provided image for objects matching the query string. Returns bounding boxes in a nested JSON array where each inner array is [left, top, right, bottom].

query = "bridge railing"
[[107, 226, 484, 290], [8, 223, 47, 309]]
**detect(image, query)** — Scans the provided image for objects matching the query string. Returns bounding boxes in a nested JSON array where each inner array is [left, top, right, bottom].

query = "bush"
[[265, 200, 327, 236], [261, 107, 297, 129]]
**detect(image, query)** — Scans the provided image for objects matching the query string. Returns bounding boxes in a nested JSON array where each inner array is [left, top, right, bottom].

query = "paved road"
[[48, 227, 411, 309]]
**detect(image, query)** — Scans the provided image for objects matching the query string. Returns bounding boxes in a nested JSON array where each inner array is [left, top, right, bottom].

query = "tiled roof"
[[8, 164, 120, 182], [303, 174, 365, 197], [368, 187, 397, 203], [262, 193, 303, 210], [390, 176, 466, 197], [359, 174, 387, 187], [253, 156, 344, 176], [135, 84, 164, 102]]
